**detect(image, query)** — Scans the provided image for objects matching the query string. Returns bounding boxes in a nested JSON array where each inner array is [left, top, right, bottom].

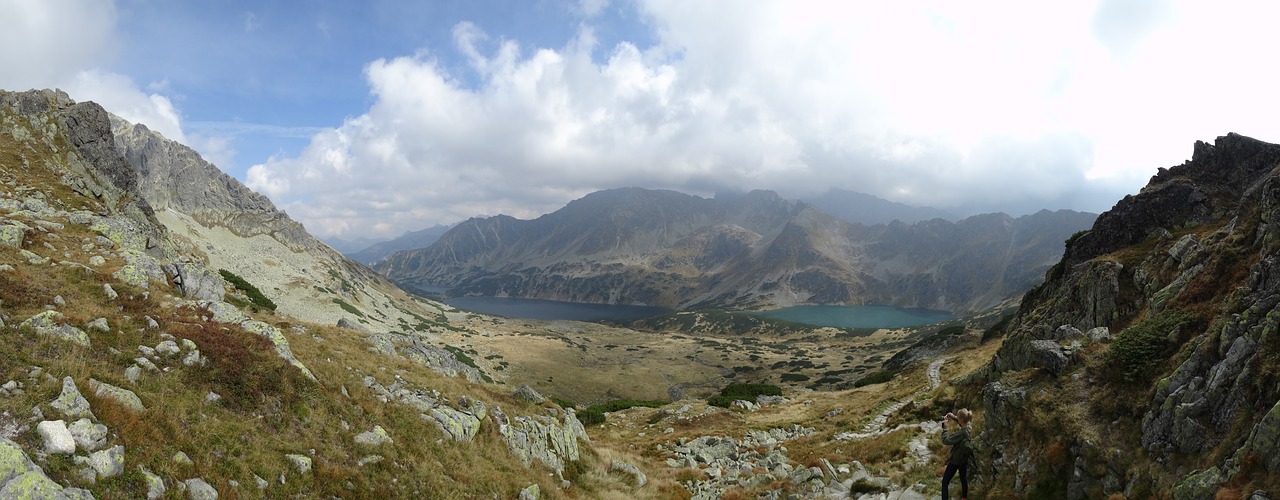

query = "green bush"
[[707, 383, 782, 407], [577, 399, 666, 425], [1106, 312, 1189, 382], [332, 298, 364, 318], [853, 370, 895, 387], [219, 269, 276, 311], [780, 373, 810, 382]]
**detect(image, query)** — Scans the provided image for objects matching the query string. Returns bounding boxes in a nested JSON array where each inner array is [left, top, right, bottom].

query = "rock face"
[[976, 133, 1280, 497], [491, 405, 589, 473], [376, 188, 1095, 313]]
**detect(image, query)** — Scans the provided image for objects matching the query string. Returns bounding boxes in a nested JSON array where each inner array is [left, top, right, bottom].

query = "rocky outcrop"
[[975, 133, 1280, 497], [491, 405, 589, 473]]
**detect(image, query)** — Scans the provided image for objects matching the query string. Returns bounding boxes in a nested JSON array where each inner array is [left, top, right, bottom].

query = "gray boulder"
[[0, 225, 24, 248], [36, 420, 76, 454], [610, 459, 648, 487], [68, 418, 108, 452], [336, 318, 368, 331], [88, 378, 145, 412], [88, 445, 125, 479], [183, 477, 218, 500], [512, 385, 545, 404], [354, 426, 393, 447], [140, 466, 165, 499], [20, 311, 91, 347], [1028, 340, 1070, 375], [168, 262, 225, 301], [49, 377, 96, 420], [286, 454, 312, 475]]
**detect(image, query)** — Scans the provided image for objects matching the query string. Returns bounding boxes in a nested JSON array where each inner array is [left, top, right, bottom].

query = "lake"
[[748, 305, 954, 329], [441, 296, 672, 322]]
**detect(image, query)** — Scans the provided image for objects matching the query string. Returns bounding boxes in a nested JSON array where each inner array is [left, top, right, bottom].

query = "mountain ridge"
[[376, 187, 1096, 314]]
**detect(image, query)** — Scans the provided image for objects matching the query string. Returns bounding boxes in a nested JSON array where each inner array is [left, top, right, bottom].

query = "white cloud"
[[0, 0, 190, 145], [250, 0, 1280, 239]]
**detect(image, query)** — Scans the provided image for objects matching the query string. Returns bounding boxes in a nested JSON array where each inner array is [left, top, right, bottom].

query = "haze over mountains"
[[374, 188, 1096, 313]]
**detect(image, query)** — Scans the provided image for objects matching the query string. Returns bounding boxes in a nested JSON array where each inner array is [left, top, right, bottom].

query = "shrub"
[[707, 383, 781, 407], [332, 298, 364, 318], [219, 269, 277, 311], [577, 399, 666, 425], [853, 370, 895, 388], [1105, 312, 1190, 382], [780, 373, 810, 382]]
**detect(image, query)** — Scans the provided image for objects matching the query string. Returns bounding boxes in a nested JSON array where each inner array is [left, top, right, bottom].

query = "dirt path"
[[837, 356, 950, 468]]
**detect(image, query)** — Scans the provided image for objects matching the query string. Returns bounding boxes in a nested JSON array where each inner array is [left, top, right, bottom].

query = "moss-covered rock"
[[49, 376, 95, 420]]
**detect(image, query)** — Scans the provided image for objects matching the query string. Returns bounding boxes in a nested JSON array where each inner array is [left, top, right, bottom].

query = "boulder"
[[168, 262, 225, 301], [610, 459, 648, 487], [20, 311, 91, 347], [240, 320, 316, 381], [36, 420, 76, 454], [0, 438, 38, 485], [512, 385, 545, 404], [140, 466, 165, 499], [0, 225, 24, 248], [354, 426, 393, 447], [183, 477, 218, 500], [336, 318, 368, 331], [0, 470, 67, 498], [49, 377, 95, 420], [88, 445, 125, 479], [68, 418, 108, 452], [1028, 340, 1070, 375], [286, 454, 312, 475], [88, 378, 145, 412], [86, 318, 109, 332], [519, 484, 540, 500]]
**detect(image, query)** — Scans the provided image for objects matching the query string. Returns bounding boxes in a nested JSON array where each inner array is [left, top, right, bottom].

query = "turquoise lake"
[[748, 305, 954, 329]]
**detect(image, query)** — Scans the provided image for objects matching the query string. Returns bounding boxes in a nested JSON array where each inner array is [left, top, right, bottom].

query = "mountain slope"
[[347, 224, 452, 265], [970, 132, 1280, 497], [376, 188, 1095, 313], [802, 188, 956, 225]]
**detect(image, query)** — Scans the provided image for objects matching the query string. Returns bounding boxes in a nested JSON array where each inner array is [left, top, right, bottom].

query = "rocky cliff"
[[376, 187, 1095, 314], [973, 133, 1280, 497], [0, 89, 601, 498], [109, 113, 432, 333]]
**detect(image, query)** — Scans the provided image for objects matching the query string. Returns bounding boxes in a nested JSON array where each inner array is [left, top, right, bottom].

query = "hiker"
[[940, 408, 973, 499]]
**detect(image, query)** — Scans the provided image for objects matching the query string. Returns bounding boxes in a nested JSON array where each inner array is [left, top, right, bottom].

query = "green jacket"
[[941, 425, 972, 466]]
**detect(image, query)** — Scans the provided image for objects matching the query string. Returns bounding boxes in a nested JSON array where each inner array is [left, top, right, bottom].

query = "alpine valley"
[[0, 87, 1278, 500], [374, 188, 1096, 314]]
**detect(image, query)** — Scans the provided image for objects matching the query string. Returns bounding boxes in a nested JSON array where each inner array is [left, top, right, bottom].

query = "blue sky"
[[4, 0, 1280, 240]]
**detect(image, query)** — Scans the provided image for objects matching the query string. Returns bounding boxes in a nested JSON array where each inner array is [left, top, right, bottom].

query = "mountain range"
[[5, 87, 1280, 498], [375, 188, 1096, 313]]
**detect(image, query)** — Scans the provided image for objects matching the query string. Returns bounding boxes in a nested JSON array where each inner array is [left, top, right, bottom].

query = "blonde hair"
[[957, 408, 973, 426]]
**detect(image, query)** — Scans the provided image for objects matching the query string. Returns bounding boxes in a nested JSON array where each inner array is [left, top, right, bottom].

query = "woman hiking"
[[940, 408, 974, 499]]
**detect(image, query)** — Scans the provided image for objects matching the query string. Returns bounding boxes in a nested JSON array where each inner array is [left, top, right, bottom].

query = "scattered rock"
[[173, 451, 193, 466], [124, 365, 142, 384], [36, 420, 76, 454], [355, 426, 393, 447], [611, 459, 648, 487], [286, 453, 312, 475], [512, 385, 545, 404], [519, 484, 540, 500], [50, 377, 95, 420], [183, 477, 219, 500], [87, 445, 125, 479], [204, 392, 221, 405], [89, 255, 106, 267], [20, 311, 91, 346], [139, 466, 165, 499], [155, 340, 180, 356], [68, 418, 108, 452], [336, 318, 368, 331], [86, 318, 109, 332], [88, 378, 145, 412]]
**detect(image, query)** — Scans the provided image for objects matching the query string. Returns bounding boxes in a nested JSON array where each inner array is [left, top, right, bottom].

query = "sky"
[[3, 0, 1280, 241]]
